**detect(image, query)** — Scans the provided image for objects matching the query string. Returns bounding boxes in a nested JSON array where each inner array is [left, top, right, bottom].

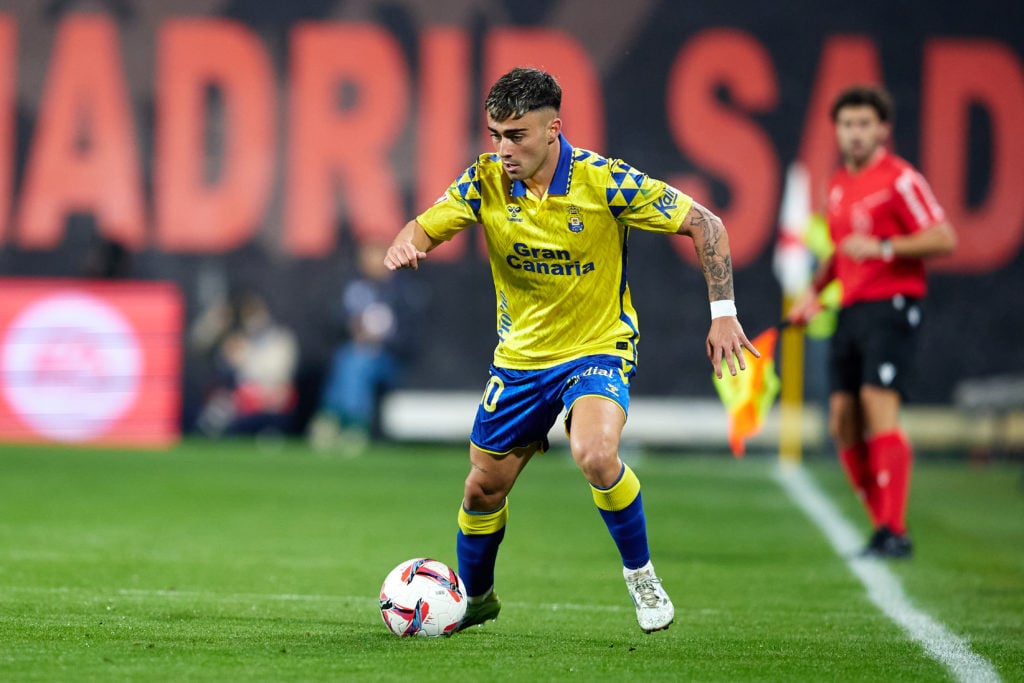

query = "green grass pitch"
[[1, 440, 1021, 681]]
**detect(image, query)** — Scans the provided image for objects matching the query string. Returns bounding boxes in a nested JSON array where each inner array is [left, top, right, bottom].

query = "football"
[[379, 558, 467, 637]]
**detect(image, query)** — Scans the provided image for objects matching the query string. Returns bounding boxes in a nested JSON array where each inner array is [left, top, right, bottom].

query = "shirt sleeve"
[[415, 163, 482, 242], [605, 158, 694, 234], [891, 167, 946, 233]]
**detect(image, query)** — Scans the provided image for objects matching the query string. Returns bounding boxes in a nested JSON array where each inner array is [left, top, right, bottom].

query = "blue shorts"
[[470, 355, 634, 455]]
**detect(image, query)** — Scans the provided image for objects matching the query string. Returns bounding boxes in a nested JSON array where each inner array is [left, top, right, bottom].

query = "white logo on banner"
[[2, 292, 142, 441]]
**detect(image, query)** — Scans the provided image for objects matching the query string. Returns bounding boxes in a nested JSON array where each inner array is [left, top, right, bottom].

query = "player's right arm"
[[387, 159, 486, 271], [786, 254, 835, 325], [385, 219, 441, 271], [676, 200, 760, 378]]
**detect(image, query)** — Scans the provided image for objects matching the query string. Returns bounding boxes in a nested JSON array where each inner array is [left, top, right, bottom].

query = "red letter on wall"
[[923, 39, 1024, 273], [414, 26, 471, 262], [796, 36, 882, 210], [286, 23, 410, 256], [16, 15, 144, 250], [155, 19, 275, 253], [666, 28, 779, 268], [0, 16, 14, 243]]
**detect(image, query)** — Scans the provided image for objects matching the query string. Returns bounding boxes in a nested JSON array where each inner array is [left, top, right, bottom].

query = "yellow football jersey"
[[417, 135, 693, 370]]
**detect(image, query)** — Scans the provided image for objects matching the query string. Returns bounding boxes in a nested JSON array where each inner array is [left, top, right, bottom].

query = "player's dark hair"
[[485, 67, 562, 121], [831, 85, 893, 122]]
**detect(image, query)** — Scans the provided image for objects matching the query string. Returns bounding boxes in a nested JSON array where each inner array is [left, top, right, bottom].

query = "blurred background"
[[0, 0, 1021, 455]]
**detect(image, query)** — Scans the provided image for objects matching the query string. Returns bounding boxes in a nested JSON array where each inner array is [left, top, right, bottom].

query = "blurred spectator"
[[191, 291, 299, 437], [309, 242, 419, 454]]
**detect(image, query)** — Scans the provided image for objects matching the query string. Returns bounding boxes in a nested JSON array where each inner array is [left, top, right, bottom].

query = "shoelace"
[[629, 574, 663, 607]]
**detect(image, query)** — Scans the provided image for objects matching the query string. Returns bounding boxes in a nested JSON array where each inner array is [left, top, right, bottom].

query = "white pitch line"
[[775, 462, 1001, 683]]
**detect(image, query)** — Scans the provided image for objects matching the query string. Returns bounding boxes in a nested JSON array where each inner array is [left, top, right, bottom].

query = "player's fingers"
[[734, 346, 747, 372], [405, 248, 429, 269], [707, 339, 724, 379], [786, 305, 808, 325], [386, 244, 424, 270], [383, 247, 404, 270], [724, 346, 739, 376]]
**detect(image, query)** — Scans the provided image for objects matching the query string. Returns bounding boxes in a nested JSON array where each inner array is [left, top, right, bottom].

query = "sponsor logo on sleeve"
[[653, 188, 678, 219]]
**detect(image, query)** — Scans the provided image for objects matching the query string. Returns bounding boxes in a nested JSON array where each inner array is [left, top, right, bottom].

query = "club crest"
[[567, 205, 584, 233]]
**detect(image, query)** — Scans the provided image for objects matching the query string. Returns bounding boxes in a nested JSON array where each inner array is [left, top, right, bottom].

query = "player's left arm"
[[893, 220, 957, 258], [842, 168, 957, 261], [676, 200, 761, 378], [841, 220, 956, 261]]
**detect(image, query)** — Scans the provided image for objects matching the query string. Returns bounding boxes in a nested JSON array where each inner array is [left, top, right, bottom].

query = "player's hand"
[[839, 234, 883, 261], [786, 289, 823, 326], [706, 316, 760, 379], [384, 241, 428, 271]]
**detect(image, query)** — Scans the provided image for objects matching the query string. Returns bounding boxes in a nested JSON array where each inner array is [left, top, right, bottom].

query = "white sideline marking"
[[776, 463, 1001, 683]]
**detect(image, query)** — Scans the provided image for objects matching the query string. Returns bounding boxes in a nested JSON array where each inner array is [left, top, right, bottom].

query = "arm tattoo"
[[688, 204, 734, 301]]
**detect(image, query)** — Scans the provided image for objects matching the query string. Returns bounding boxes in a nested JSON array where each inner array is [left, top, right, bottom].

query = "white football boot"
[[623, 561, 674, 633]]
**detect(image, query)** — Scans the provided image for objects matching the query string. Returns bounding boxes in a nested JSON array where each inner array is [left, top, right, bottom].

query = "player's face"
[[487, 108, 561, 182], [835, 105, 889, 170]]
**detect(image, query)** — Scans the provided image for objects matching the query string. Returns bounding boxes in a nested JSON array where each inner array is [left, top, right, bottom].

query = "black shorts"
[[829, 295, 922, 397]]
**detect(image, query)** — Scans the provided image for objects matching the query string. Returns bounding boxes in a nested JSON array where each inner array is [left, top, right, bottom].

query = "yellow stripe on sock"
[[458, 500, 509, 535], [591, 464, 640, 512]]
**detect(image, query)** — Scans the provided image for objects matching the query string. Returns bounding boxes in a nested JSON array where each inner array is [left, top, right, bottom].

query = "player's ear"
[[548, 116, 562, 142]]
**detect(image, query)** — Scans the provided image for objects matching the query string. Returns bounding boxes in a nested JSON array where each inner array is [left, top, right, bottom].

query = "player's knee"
[[828, 413, 848, 444], [827, 413, 843, 442], [463, 476, 508, 512], [828, 411, 861, 446], [571, 434, 620, 486], [828, 393, 862, 445]]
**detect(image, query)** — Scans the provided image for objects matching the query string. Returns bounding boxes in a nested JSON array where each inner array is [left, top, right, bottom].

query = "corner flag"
[[712, 326, 781, 457]]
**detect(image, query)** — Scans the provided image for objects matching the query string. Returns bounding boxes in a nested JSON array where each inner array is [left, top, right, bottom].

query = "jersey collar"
[[510, 134, 573, 198], [846, 145, 890, 176]]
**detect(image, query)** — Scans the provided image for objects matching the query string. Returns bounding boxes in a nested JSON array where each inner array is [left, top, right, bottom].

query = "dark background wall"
[[0, 0, 1021, 432]]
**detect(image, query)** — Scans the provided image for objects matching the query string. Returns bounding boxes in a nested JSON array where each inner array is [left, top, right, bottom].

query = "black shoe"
[[861, 526, 913, 559], [878, 531, 913, 559], [861, 527, 890, 556]]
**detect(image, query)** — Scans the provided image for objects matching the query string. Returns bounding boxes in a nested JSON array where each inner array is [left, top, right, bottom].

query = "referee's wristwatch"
[[879, 238, 894, 262]]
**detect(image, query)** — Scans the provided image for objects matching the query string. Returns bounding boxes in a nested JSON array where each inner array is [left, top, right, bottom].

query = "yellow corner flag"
[[712, 327, 782, 457]]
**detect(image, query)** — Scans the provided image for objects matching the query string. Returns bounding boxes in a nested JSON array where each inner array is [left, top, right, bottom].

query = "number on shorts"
[[481, 376, 505, 413]]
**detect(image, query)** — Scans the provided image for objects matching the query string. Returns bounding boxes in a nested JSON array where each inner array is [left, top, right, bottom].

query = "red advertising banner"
[[0, 279, 182, 447]]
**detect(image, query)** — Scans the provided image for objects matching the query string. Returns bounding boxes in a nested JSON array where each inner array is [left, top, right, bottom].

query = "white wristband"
[[710, 299, 737, 319]]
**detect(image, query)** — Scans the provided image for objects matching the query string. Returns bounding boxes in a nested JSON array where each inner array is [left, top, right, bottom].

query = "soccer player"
[[385, 67, 759, 632], [788, 85, 956, 558]]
